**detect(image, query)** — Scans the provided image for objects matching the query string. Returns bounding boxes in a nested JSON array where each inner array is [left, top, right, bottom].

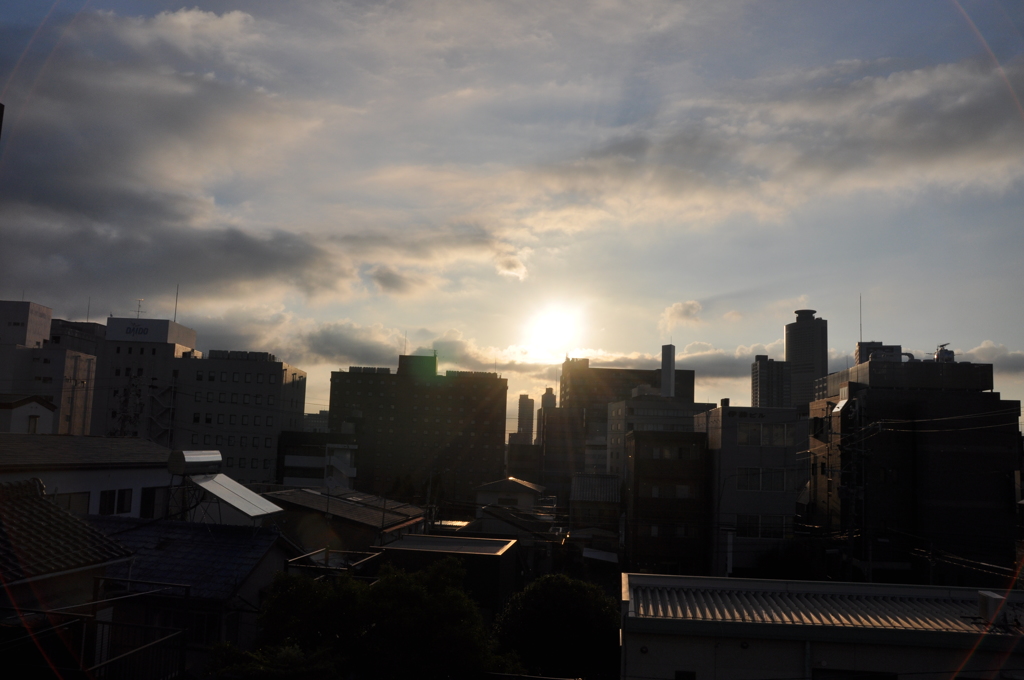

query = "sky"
[[2, 0, 1023, 435]]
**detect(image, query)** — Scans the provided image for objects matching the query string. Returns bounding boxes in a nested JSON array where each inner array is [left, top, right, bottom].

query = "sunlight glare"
[[524, 306, 583, 361]]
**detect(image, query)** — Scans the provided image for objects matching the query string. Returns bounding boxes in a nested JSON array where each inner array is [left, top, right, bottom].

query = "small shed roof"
[[475, 477, 545, 494], [0, 394, 57, 411]]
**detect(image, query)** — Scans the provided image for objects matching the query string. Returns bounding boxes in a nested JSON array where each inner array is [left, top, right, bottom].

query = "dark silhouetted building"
[[807, 350, 1021, 585], [328, 354, 507, 503], [751, 354, 791, 408], [624, 430, 710, 574], [785, 309, 828, 409], [508, 393, 534, 445], [695, 399, 807, 577]]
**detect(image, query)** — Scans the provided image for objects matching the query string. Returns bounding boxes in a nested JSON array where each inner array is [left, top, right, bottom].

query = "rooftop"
[[623, 574, 1024, 638], [476, 477, 545, 494], [264, 488, 424, 530], [383, 534, 516, 556], [0, 435, 170, 471], [0, 479, 132, 585], [86, 516, 281, 601]]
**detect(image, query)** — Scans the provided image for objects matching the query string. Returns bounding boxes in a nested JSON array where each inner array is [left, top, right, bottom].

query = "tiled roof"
[[0, 395, 57, 411], [263, 488, 424, 530], [0, 479, 132, 585], [624, 574, 1022, 636], [86, 516, 280, 602], [570, 474, 620, 503], [475, 477, 545, 494], [0, 434, 170, 470]]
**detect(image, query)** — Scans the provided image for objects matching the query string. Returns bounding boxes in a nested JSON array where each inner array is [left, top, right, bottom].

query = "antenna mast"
[[859, 294, 862, 343], [173, 284, 179, 323]]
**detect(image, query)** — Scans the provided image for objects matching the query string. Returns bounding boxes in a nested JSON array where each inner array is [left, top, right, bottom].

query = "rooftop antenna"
[[859, 294, 862, 343], [173, 284, 179, 323], [86, 297, 91, 323], [135, 299, 146, 319]]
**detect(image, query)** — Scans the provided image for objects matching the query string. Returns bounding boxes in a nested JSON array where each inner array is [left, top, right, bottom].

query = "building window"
[[231, 393, 238, 403], [193, 413, 200, 423], [100, 489, 132, 515], [226, 457, 234, 467], [737, 423, 761, 446], [205, 413, 212, 424], [254, 416, 261, 426], [243, 394, 251, 404], [140, 487, 168, 519], [203, 434, 211, 445], [219, 393, 226, 403], [650, 525, 659, 537], [263, 459, 271, 469], [266, 416, 273, 426], [217, 414, 225, 425], [240, 436, 247, 447], [228, 436, 235, 446], [196, 371, 203, 380], [257, 374, 264, 383], [208, 371, 216, 381], [195, 391, 202, 402], [245, 373, 252, 383], [215, 435, 223, 445], [268, 395, 275, 406], [191, 434, 199, 444], [252, 437, 259, 448], [99, 490, 116, 515], [242, 415, 249, 425], [736, 514, 760, 538], [229, 415, 237, 425], [238, 458, 246, 468], [221, 372, 228, 382], [116, 347, 121, 354], [207, 392, 214, 402], [270, 374, 277, 384], [264, 438, 272, 448], [114, 368, 121, 376], [737, 467, 760, 490], [255, 395, 263, 405], [233, 372, 239, 383], [251, 457, 259, 468]]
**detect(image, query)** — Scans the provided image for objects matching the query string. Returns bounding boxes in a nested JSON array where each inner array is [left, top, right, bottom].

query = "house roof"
[[0, 434, 170, 471], [475, 477, 545, 494], [86, 516, 280, 602], [570, 473, 620, 503], [263, 488, 424, 531], [623, 574, 1023, 638], [0, 395, 57, 411], [0, 479, 132, 585]]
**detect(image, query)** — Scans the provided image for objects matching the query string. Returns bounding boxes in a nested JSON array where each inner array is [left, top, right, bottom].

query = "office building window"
[[254, 416, 261, 426], [226, 457, 234, 467], [193, 413, 200, 423], [266, 416, 273, 426], [196, 371, 203, 380], [191, 434, 198, 444], [239, 458, 246, 468], [252, 437, 259, 448], [207, 392, 214, 402], [257, 374, 264, 383], [229, 415, 237, 425], [208, 371, 216, 381], [245, 373, 252, 383], [221, 372, 228, 381], [251, 457, 259, 468], [219, 393, 226, 403], [203, 434, 211, 445], [233, 372, 239, 383], [217, 414, 225, 425], [240, 436, 247, 447], [264, 438, 272, 448], [243, 394, 250, 404], [195, 391, 202, 402], [205, 413, 212, 424], [263, 459, 271, 469]]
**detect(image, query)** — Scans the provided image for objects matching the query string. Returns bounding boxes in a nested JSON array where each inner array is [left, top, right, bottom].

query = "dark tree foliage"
[[495, 573, 620, 680], [207, 558, 502, 680]]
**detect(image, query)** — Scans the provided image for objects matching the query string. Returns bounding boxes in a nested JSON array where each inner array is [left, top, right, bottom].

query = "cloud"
[[960, 341, 1024, 374], [369, 265, 422, 294], [300, 321, 402, 366], [659, 301, 703, 332]]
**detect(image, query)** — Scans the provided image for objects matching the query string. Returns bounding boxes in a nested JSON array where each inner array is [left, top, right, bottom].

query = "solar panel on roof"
[[190, 473, 282, 518]]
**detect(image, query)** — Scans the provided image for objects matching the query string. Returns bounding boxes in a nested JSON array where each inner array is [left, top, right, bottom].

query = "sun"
[[523, 305, 583, 361]]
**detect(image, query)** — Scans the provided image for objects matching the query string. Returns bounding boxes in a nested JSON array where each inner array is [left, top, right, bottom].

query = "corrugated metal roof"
[[475, 477, 545, 494], [626, 576, 1022, 636], [571, 473, 620, 503]]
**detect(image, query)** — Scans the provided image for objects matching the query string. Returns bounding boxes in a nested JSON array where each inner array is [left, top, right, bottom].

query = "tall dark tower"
[[516, 393, 535, 443], [785, 309, 827, 408]]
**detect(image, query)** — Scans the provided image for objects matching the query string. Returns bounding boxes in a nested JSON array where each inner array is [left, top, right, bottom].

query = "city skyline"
[[2, 1, 1023, 430]]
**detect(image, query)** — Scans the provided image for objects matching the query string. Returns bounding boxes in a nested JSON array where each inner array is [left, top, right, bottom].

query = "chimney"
[[661, 345, 675, 398], [720, 398, 730, 409]]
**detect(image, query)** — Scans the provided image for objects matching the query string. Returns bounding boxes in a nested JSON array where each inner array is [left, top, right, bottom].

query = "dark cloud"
[[369, 265, 419, 294], [301, 321, 400, 366]]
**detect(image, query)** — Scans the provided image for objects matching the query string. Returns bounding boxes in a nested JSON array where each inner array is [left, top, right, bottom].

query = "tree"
[[495, 574, 620, 680]]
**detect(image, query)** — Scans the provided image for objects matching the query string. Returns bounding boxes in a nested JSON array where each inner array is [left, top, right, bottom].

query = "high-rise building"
[[785, 310, 827, 409], [508, 394, 534, 445], [751, 355, 791, 408], [174, 350, 306, 484], [328, 354, 507, 503]]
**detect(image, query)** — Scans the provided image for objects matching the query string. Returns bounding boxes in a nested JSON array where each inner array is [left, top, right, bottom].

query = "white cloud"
[[659, 300, 704, 332]]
